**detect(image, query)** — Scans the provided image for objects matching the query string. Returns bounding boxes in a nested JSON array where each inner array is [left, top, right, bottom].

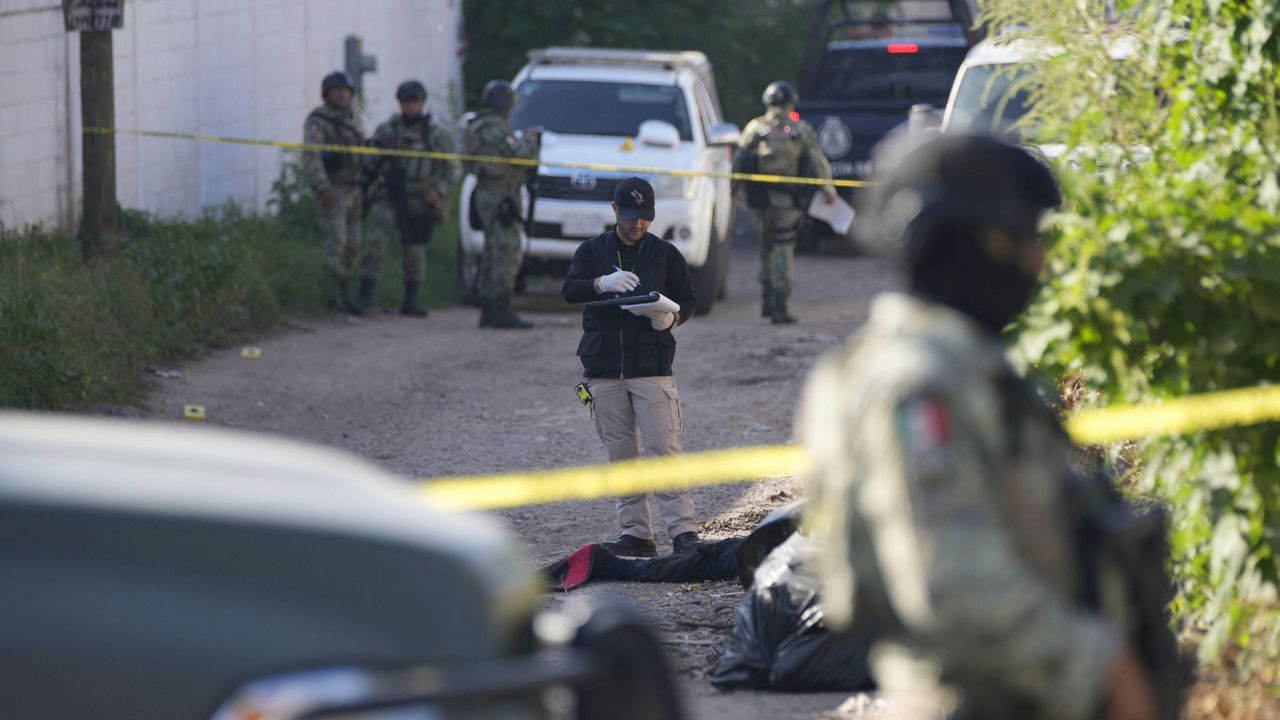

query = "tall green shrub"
[[976, 0, 1280, 667]]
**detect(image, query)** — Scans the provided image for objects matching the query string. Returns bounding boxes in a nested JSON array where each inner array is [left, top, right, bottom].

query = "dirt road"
[[140, 224, 895, 719]]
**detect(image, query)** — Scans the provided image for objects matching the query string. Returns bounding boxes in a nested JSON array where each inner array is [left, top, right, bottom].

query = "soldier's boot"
[[761, 283, 775, 318], [400, 281, 427, 317], [491, 297, 533, 330], [770, 294, 797, 325], [324, 276, 345, 313], [356, 278, 377, 313], [341, 280, 363, 316], [478, 300, 496, 328]]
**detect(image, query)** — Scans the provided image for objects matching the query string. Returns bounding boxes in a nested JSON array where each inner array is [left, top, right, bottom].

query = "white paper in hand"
[[622, 292, 681, 315], [807, 192, 855, 235]]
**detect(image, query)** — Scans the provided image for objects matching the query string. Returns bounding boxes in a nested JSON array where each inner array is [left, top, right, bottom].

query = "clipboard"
[[586, 291, 659, 308]]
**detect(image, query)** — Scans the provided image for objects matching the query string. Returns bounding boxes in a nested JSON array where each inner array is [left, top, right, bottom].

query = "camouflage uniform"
[[363, 114, 461, 285], [736, 107, 833, 316], [463, 108, 538, 305], [801, 291, 1123, 719], [302, 103, 365, 304]]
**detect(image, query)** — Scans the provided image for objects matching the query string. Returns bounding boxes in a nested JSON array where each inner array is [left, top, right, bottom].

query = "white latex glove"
[[644, 310, 675, 331], [598, 269, 640, 293]]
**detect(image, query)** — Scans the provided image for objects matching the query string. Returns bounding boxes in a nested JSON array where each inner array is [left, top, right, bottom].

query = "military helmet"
[[396, 80, 427, 102], [762, 81, 798, 108], [861, 133, 1060, 332], [480, 80, 516, 113], [862, 133, 1059, 261], [321, 70, 355, 100]]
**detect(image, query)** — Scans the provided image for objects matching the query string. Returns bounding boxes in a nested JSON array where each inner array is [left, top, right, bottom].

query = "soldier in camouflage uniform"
[[303, 71, 367, 314], [463, 79, 540, 329], [360, 80, 462, 317], [735, 81, 836, 325], [801, 136, 1159, 719]]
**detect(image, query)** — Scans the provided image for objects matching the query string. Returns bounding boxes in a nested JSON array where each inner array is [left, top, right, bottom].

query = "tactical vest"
[[755, 118, 804, 177]]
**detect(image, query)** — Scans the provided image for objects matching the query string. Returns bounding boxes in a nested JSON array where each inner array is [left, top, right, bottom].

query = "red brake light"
[[789, 110, 801, 122], [887, 43, 919, 54]]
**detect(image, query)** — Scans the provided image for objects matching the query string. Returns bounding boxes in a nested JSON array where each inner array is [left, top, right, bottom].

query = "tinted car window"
[[948, 63, 1036, 137], [511, 80, 693, 141], [811, 40, 968, 102]]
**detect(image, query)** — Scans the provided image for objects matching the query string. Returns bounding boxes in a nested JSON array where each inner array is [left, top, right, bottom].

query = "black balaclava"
[[866, 135, 1061, 334]]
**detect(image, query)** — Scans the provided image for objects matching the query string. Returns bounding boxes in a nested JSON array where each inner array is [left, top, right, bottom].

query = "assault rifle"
[[1067, 472, 1191, 720], [365, 132, 433, 245]]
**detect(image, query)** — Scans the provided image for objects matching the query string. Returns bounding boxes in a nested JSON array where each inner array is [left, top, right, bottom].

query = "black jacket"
[[562, 229, 696, 378]]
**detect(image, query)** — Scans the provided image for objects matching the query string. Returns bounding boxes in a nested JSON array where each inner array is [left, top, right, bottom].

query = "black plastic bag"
[[711, 534, 876, 692]]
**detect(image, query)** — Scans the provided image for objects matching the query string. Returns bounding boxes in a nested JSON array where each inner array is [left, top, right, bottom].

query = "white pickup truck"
[[458, 48, 740, 315]]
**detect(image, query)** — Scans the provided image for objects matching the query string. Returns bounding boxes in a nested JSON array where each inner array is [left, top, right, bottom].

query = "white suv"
[[458, 47, 740, 315]]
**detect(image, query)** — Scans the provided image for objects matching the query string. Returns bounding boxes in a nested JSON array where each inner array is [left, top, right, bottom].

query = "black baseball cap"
[[613, 176, 656, 221]]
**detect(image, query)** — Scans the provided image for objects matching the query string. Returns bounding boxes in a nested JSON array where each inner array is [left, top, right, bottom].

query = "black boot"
[[324, 277, 344, 313], [400, 281, 427, 317], [761, 282, 774, 317], [491, 297, 533, 329], [356, 278, 376, 313], [478, 301, 495, 328], [770, 294, 796, 325], [341, 280, 363, 316]]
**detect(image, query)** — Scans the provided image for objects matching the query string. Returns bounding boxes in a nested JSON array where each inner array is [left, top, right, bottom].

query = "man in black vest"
[[562, 177, 701, 558]]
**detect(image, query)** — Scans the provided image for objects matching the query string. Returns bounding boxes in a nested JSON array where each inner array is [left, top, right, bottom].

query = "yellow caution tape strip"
[[420, 444, 809, 510], [421, 384, 1280, 511], [83, 125, 868, 189], [1066, 384, 1280, 445]]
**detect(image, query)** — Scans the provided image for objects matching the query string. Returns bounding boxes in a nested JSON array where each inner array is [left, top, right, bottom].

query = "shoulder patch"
[[896, 396, 951, 451], [895, 395, 957, 492]]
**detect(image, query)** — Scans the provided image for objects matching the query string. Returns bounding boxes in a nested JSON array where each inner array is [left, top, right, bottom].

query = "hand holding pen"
[[598, 265, 640, 294]]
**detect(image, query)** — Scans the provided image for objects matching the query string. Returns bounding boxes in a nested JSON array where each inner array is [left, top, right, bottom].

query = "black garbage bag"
[[710, 534, 876, 692]]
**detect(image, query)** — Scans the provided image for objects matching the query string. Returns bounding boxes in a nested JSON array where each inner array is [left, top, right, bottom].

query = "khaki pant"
[[589, 375, 698, 540]]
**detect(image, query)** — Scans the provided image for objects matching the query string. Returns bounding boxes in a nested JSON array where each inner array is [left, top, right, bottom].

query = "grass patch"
[[1, 155, 462, 411]]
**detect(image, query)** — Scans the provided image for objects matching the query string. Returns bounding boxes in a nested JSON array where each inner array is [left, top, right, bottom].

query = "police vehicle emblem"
[[817, 117, 852, 159], [570, 172, 597, 191]]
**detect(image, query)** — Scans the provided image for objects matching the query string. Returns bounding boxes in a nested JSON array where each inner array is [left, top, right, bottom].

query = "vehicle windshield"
[[810, 40, 967, 102], [510, 80, 693, 141], [948, 63, 1039, 138]]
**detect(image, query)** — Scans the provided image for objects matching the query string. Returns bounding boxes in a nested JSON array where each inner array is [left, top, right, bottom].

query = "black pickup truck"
[[795, 0, 982, 246]]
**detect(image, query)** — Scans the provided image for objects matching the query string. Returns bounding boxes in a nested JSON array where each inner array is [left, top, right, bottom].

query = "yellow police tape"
[[1065, 384, 1280, 445], [83, 126, 867, 189], [420, 384, 1280, 511], [421, 444, 809, 510]]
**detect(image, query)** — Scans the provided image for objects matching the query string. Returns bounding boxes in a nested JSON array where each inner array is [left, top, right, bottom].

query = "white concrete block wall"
[[0, 2, 76, 229], [0, 0, 463, 230]]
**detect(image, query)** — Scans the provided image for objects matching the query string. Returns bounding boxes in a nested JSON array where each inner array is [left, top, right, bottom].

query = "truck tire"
[[692, 225, 724, 317], [456, 234, 481, 307]]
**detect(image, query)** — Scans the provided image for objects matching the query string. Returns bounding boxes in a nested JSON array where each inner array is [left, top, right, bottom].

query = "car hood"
[[537, 132, 700, 177]]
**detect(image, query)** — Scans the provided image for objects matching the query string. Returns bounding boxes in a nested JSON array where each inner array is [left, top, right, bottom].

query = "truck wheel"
[[456, 234, 481, 307], [692, 227, 723, 317]]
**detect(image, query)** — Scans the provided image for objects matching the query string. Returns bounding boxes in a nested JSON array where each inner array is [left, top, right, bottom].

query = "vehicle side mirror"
[[707, 122, 740, 146], [908, 104, 942, 133], [637, 120, 680, 148]]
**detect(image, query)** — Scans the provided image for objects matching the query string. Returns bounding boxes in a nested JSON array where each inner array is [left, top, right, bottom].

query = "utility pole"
[[79, 29, 117, 259], [64, 0, 124, 260]]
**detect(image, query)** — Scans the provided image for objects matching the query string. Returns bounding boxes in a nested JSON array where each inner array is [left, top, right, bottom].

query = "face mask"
[[909, 226, 1040, 335]]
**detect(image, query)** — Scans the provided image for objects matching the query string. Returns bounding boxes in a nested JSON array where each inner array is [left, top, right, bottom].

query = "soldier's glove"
[[642, 310, 675, 331], [598, 269, 640, 294]]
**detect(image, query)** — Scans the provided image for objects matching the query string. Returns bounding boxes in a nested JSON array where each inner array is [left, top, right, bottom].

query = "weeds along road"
[[141, 219, 895, 719]]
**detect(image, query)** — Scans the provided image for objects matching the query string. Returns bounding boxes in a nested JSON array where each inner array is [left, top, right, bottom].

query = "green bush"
[[975, 0, 1280, 668], [1, 154, 463, 411], [0, 205, 322, 409]]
